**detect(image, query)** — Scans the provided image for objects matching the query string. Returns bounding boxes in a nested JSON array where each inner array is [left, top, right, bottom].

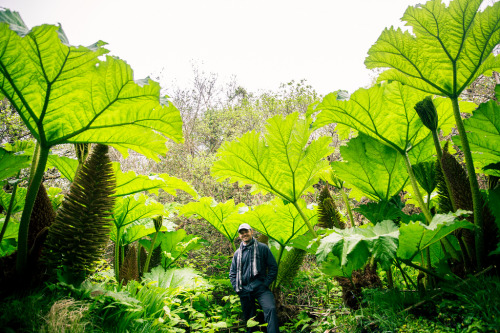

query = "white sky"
[[2, 0, 424, 96]]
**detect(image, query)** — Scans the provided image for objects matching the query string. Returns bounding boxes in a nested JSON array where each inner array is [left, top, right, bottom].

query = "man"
[[229, 223, 280, 332]]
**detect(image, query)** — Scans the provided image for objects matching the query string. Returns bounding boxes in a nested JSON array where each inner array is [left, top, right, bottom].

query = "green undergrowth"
[[0, 267, 242, 332], [1, 265, 499, 332], [273, 269, 500, 333]]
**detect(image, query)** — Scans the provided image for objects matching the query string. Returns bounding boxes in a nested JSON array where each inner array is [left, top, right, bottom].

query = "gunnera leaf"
[[452, 98, 500, 177], [412, 161, 437, 196], [318, 185, 344, 229], [44, 144, 116, 284], [365, 0, 500, 98], [354, 200, 403, 224], [179, 197, 245, 244]]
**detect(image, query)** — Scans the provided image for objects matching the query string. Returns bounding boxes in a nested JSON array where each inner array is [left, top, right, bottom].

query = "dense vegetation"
[[1, 0, 500, 332]]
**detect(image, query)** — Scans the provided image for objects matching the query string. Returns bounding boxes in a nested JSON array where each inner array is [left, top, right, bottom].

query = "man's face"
[[238, 228, 253, 243]]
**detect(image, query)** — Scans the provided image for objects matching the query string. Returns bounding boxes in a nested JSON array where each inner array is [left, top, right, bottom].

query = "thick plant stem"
[[403, 150, 461, 271], [16, 146, 49, 274], [431, 131, 457, 211], [402, 152, 433, 224], [386, 269, 394, 289], [276, 244, 285, 268], [272, 244, 286, 290], [450, 97, 484, 268], [403, 152, 434, 282], [293, 201, 317, 238], [441, 238, 461, 261], [114, 228, 122, 281], [340, 189, 354, 226], [395, 259, 417, 290], [143, 231, 159, 274], [0, 172, 20, 243], [400, 259, 443, 280]]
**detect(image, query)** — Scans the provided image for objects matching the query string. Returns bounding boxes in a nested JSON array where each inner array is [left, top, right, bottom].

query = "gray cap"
[[238, 223, 252, 232]]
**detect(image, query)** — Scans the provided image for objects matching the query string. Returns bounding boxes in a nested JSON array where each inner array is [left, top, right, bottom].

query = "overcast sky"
[[2, 0, 424, 96]]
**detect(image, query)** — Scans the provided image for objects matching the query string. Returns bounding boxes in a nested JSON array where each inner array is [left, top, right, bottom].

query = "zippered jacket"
[[229, 239, 278, 293]]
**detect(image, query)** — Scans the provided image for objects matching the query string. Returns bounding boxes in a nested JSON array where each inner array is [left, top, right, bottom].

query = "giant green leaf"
[[332, 133, 408, 201], [0, 187, 27, 213], [310, 82, 454, 155], [46, 155, 79, 182], [365, 0, 500, 98], [44, 157, 197, 198], [316, 220, 399, 276], [354, 199, 405, 224], [235, 198, 317, 247], [143, 266, 208, 291], [0, 148, 31, 181], [46, 187, 64, 211], [211, 112, 334, 202], [288, 230, 320, 255], [397, 210, 474, 261], [156, 229, 205, 269], [452, 100, 500, 177], [112, 194, 166, 230], [412, 161, 438, 195], [179, 197, 245, 243], [111, 220, 159, 245], [0, 217, 19, 240], [113, 163, 197, 198], [0, 10, 183, 160]]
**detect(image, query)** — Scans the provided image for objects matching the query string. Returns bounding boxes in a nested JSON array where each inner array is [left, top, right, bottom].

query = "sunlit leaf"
[[112, 194, 165, 230], [212, 112, 333, 202], [0, 187, 27, 213], [112, 163, 197, 198], [43, 157, 198, 198], [0, 148, 31, 181], [310, 82, 452, 156], [143, 266, 209, 290], [316, 220, 399, 276], [47, 155, 79, 182], [452, 99, 500, 177], [332, 133, 408, 201], [158, 230, 205, 269], [365, 0, 500, 97], [235, 198, 317, 247], [0, 10, 183, 160], [412, 161, 437, 195], [46, 187, 64, 211], [121, 223, 157, 246], [288, 230, 321, 255], [0, 217, 19, 240], [354, 200, 405, 224], [179, 197, 245, 243], [397, 210, 474, 261]]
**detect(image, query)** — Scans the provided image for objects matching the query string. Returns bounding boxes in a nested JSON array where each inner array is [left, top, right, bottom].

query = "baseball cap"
[[238, 223, 252, 232]]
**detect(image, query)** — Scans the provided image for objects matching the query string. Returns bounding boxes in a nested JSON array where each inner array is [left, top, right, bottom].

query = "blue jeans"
[[239, 284, 279, 333]]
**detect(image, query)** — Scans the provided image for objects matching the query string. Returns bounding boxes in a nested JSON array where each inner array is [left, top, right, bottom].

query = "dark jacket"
[[229, 239, 278, 294]]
